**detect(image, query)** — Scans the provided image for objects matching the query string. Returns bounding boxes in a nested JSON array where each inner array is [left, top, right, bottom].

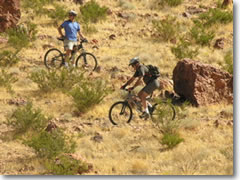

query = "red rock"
[[173, 58, 233, 106], [214, 38, 225, 49], [0, 0, 21, 32]]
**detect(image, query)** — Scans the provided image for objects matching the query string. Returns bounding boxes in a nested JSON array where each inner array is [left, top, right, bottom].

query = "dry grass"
[[0, 0, 233, 175]]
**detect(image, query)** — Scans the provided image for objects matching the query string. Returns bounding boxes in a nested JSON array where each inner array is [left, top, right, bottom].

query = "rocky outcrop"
[[222, 0, 232, 7], [0, 0, 21, 32], [173, 58, 233, 106], [214, 38, 225, 49]]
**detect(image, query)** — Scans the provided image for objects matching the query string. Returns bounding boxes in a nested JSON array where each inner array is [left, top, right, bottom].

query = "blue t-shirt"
[[61, 20, 80, 41]]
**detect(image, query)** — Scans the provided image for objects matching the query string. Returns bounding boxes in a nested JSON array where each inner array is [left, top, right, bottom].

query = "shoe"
[[148, 105, 153, 114], [139, 111, 150, 120], [64, 62, 69, 69], [82, 64, 89, 70]]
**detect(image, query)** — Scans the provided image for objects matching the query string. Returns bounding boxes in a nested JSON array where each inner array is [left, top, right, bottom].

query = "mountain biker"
[[121, 57, 160, 119], [58, 10, 86, 67]]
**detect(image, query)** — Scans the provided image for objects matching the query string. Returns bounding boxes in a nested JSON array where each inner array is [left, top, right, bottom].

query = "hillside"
[[0, 0, 233, 175]]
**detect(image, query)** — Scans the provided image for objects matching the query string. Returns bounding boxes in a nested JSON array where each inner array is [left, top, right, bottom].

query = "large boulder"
[[173, 58, 233, 106], [0, 0, 21, 32]]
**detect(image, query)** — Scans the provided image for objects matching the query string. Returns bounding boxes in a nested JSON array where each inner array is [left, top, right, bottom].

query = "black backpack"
[[146, 65, 160, 78]]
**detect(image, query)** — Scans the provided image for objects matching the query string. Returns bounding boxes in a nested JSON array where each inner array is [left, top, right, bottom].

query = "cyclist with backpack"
[[58, 10, 86, 67], [121, 57, 160, 119]]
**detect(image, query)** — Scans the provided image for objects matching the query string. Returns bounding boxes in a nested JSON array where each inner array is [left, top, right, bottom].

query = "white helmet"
[[69, 10, 77, 16], [129, 57, 140, 66]]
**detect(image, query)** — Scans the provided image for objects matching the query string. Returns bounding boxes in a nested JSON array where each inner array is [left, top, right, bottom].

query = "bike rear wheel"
[[150, 101, 176, 122], [75, 52, 98, 72], [109, 101, 133, 125], [44, 48, 64, 69]]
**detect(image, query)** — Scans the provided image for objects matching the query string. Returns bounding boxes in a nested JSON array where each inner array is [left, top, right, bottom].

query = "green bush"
[[151, 99, 181, 134], [171, 37, 199, 60], [22, 0, 53, 15], [30, 69, 84, 93], [190, 21, 215, 46], [44, 154, 90, 175], [6, 22, 38, 50], [47, 4, 68, 25], [152, 100, 190, 134], [152, 16, 180, 42], [160, 133, 184, 149], [70, 79, 111, 113], [82, 24, 98, 35], [0, 69, 18, 93], [151, 0, 183, 9], [80, 0, 108, 24], [0, 50, 20, 67], [223, 50, 233, 74], [118, 0, 135, 9], [199, 8, 233, 27], [8, 102, 50, 136], [164, 0, 183, 7], [25, 129, 76, 158]]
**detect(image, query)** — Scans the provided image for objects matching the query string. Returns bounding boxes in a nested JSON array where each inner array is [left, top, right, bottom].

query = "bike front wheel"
[[150, 101, 176, 123], [109, 101, 133, 125], [75, 52, 98, 72], [44, 48, 64, 69]]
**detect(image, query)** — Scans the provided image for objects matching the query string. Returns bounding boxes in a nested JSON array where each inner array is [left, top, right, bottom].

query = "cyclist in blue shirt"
[[58, 10, 86, 67]]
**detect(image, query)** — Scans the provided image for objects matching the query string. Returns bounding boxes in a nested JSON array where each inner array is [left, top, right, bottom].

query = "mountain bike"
[[109, 89, 176, 125], [44, 38, 98, 71]]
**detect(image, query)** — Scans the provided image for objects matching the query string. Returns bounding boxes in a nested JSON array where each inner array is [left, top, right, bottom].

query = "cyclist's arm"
[[58, 26, 64, 38], [123, 76, 136, 87], [132, 76, 143, 89], [78, 30, 85, 40]]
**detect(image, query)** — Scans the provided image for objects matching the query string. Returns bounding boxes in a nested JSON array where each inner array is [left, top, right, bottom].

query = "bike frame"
[[123, 90, 152, 113]]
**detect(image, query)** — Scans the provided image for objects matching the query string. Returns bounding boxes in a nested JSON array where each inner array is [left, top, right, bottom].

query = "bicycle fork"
[[120, 101, 129, 115]]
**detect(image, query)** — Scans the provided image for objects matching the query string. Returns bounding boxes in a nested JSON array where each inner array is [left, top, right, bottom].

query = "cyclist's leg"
[[71, 42, 78, 66], [138, 90, 149, 113], [139, 79, 160, 116], [64, 40, 75, 66]]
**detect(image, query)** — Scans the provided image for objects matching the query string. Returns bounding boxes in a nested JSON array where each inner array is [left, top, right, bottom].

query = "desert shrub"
[[25, 129, 76, 158], [160, 133, 184, 149], [82, 24, 98, 34], [151, 99, 181, 134], [0, 69, 18, 93], [152, 100, 190, 134], [6, 22, 38, 50], [199, 8, 233, 27], [171, 37, 199, 60], [44, 154, 90, 175], [0, 50, 20, 67], [70, 79, 111, 113], [152, 16, 180, 42], [8, 102, 50, 136], [190, 21, 215, 46], [30, 69, 84, 93], [151, 0, 183, 9], [80, 0, 108, 24], [47, 3, 68, 25], [223, 50, 233, 74], [118, 0, 135, 9], [163, 0, 183, 7], [22, 0, 53, 15]]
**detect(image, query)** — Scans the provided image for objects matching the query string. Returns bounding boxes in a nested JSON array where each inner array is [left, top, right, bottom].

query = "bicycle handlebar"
[[121, 88, 133, 93], [57, 37, 88, 43]]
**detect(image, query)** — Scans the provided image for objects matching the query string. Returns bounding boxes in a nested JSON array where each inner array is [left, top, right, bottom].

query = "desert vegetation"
[[0, 0, 233, 175]]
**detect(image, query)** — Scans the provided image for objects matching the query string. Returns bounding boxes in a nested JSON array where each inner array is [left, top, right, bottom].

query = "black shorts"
[[141, 79, 160, 94]]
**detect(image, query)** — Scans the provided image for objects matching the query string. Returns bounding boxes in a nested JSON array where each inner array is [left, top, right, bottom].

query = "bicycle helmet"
[[129, 57, 140, 66], [69, 10, 77, 16]]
